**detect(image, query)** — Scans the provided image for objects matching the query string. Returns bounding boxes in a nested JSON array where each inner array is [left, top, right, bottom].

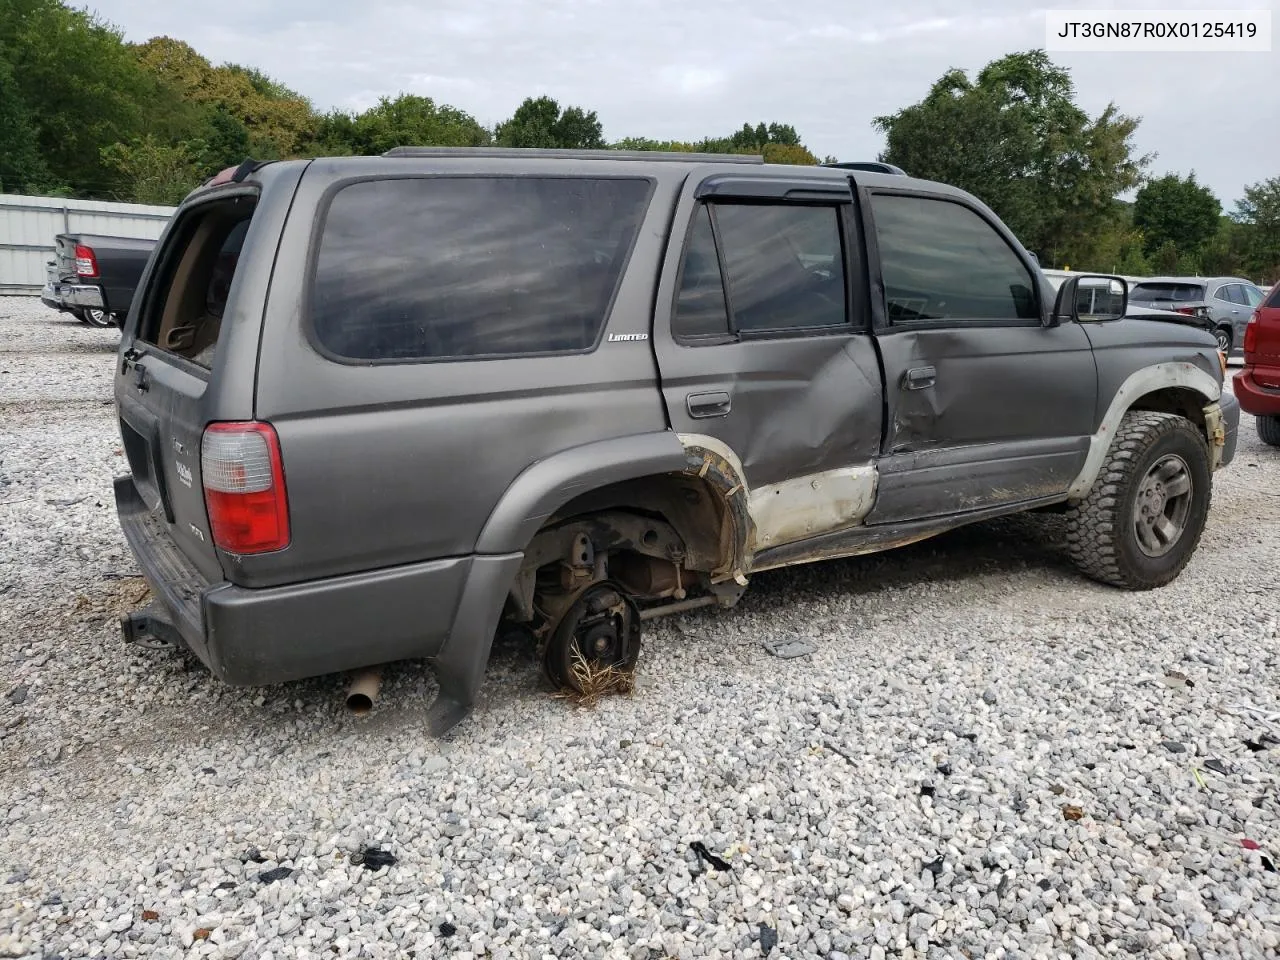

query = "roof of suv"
[[198, 148, 967, 203]]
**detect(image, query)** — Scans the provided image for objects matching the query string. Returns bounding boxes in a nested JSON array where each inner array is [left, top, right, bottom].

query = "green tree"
[[874, 50, 1150, 265], [1199, 217, 1250, 276], [0, 0, 176, 196], [309, 93, 490, 156], [134, 36, 314, 159], [1151, 240, 1181, 274], [495, 96, 604, 149], [0, 54, 51, 192], [1234, 177, 1280, 280], [1132, 173, 1220, 258], [101, 135, 202, 204]]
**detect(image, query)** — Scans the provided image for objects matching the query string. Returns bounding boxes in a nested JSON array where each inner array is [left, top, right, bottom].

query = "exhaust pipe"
[[345, 667, 382, 715]]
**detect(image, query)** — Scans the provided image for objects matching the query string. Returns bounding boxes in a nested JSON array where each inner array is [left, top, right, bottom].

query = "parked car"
[[1233, 283, 1280, 445], [40, 232, 156, 328], [1127, 276, 1268, 355], [112, 149, 1239, 735], [1041, 271, 1213, 333]]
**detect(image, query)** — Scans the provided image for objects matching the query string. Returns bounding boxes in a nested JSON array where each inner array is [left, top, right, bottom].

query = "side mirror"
[[1051, 274, 1128, 325]]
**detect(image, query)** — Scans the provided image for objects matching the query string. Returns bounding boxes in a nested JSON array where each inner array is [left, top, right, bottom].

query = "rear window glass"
[[1266, 285, 1280, 308], [311, 177, 652, 361], [1131, 283, 1205, 303]]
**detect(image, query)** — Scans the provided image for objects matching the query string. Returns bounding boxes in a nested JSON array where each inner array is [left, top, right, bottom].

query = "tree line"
[[2, 1, 1275, 282]]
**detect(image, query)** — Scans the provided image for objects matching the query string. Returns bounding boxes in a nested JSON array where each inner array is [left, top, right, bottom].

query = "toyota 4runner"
[[112, 149, 1241, 734]]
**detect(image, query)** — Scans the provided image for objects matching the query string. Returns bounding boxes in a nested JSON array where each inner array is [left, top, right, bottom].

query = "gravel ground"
[[2, 294, 1278, 960]]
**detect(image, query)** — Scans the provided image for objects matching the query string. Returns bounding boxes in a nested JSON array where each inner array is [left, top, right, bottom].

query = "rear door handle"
[[905, 365, 936, 390], [687, 391, 731, 418]]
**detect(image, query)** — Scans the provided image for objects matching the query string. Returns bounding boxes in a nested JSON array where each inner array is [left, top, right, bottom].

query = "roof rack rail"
[[821, 161, 907, 175], [382, 146, 766, 164]]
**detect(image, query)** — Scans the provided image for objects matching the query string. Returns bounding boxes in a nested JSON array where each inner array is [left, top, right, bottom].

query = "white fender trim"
[[1067, 362, 1221, 499]]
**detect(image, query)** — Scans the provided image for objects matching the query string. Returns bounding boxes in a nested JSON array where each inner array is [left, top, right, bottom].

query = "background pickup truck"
[[41, 232, 156, 328]]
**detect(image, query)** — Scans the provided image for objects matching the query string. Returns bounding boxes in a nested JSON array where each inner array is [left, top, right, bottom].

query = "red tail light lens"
[[201, 422, 290, 554], [74, 243, 99, 278], [1243, 312, 1258, 355]]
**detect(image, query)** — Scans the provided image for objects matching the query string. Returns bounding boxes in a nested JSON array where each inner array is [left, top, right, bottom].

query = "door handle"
[[687, 391, 731, 418], [904, 365, 936, 390], [133, 362, 149, 392]]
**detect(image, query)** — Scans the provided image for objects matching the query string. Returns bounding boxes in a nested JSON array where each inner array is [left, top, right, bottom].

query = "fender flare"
[[475, 432, 688, 554], [1068, 362, 1221, 499]]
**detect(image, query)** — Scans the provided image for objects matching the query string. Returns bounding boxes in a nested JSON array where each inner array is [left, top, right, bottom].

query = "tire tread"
[[1065, 411, 1210, 590]]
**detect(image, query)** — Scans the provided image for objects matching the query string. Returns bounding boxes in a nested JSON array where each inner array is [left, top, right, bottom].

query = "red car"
[[1234, 284, 1280, 446]]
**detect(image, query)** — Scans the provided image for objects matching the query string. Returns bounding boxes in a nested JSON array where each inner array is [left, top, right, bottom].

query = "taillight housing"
[[1174, 305, 1208, 319], [201, 422, 290, 554], [1243, 311, 1259, 355], [74, 243, 99, 278]]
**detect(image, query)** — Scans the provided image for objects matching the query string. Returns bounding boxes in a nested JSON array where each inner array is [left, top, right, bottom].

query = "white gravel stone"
[[2, 295, 1279, 958]]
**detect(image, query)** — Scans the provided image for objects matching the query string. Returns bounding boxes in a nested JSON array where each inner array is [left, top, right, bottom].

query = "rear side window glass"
[[1216, 284, 1247, 304], [871, 194, 1038, 323], [311, 177, 652, 361], [139, 196, 256, 368], [1265, 285, 1280, 308], [673, 206, 730, 338], [714, 204, 846, 332], [1131, 282, 1206, 303]]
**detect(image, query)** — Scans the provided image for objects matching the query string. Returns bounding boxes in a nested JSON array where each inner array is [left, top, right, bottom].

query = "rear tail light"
[[201, 422, 290, 554], [1174, 305, 1208, 318], [74, 243, 99, 278], [1243, 312, 1258, 355]]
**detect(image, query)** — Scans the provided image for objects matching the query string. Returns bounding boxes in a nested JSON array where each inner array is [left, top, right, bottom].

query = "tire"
[[79, 306, 112, 328], [72, 308, 92, 326], [1258, 415, 1280, 447], [1065, 411, 1212, 590], [1214, 326, 1232, 353]]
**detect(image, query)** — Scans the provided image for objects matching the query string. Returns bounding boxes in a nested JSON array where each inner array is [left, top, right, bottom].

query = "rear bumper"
[[1233, 368, 1280, 417], [41, 280, 105, 311], [113, 475, 520, 691]]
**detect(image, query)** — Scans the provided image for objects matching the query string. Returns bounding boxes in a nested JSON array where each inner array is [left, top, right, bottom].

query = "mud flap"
[[425, 553, 524, 738]]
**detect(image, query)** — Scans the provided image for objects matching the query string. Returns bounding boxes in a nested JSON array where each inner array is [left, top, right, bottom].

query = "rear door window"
[[714, 203, 847, 333], [310, 176, 652, 362], [671, 201, 849, 340], [1216, 283, 1248, 304]]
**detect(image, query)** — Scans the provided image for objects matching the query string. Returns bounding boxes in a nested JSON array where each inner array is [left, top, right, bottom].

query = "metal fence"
[[0, 193, 175, 294]]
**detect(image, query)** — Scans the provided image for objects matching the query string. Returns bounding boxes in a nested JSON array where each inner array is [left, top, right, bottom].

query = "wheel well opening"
[[1128, 388, 1208, 433], [504, 470, 748, 627]]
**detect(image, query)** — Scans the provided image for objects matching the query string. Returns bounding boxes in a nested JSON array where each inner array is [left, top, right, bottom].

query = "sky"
[[86, 0, 1278, 206]]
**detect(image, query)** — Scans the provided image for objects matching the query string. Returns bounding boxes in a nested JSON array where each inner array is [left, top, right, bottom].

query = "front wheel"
[[1065, 411, 1212, 590], [1258, 415, 1280, 447], [1214, 326, 1232, 354]]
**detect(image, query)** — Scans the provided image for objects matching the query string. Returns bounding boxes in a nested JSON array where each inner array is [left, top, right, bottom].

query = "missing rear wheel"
[[543, 581, 641, 694]]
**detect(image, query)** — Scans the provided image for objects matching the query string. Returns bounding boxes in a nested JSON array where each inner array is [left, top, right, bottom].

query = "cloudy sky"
[[88, 0, 1277, 205]]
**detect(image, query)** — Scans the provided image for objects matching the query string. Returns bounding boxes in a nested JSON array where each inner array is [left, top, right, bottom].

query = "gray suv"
[[113, 148, 1240, 735], [1129, 276, 1268, 355]]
